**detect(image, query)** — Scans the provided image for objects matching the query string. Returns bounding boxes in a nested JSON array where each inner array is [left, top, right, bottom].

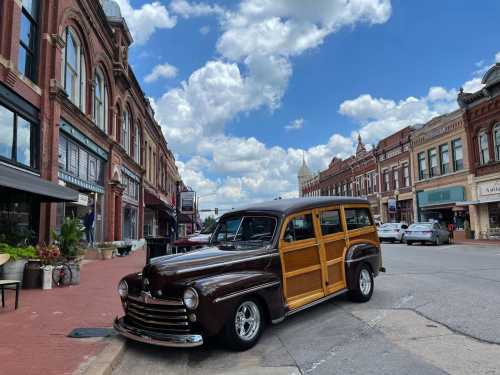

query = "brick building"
[[375, 127, 413, 223], [0, 0, 181, 244], [458, 63, 500, 239], [410, 110, 471, 236]]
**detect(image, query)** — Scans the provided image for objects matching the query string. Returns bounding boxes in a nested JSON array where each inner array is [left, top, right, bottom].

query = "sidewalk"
[[453, 238, 500, 246], [0, 249, 145, 375]]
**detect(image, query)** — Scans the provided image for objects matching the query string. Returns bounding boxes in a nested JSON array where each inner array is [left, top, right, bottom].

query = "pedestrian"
[[464, 216, 471, 239], [83, 208, 95, 247], [447, 222, 454, 243]]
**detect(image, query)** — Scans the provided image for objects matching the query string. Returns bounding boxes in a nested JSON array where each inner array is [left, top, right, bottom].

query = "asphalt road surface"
[[113, 242, 500, 375]]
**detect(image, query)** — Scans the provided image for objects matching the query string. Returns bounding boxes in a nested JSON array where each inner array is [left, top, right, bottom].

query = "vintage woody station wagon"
[[114, 197, 384, 350]]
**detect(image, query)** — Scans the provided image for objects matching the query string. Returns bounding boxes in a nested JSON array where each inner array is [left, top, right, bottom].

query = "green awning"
[[0, 164, 78, 202]]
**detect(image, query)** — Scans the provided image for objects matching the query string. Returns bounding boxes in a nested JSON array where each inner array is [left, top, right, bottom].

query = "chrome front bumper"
[[113, 317, 203, 348]]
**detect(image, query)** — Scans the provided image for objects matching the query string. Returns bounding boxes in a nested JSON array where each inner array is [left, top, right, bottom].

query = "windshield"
[[200, 221, 217, 234], [212, 215, 277, 249], [409, 223, 432, 230]]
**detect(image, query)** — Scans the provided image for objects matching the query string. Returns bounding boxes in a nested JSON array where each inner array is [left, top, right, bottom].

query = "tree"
[[203, 216, 216, 229]]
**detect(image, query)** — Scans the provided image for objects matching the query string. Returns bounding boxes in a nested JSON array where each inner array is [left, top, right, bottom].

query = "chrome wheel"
[[359, 269, 372, 296], [234, 301, 261, 342]]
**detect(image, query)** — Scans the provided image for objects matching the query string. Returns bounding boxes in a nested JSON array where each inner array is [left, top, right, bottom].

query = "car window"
[[345, 208, 373, 230], [215, 217, 241, 242], [409, 224, 432, 230], [283, 214, 315, 242], [320, 210, 342, 236], [236, 216, 277, 242]]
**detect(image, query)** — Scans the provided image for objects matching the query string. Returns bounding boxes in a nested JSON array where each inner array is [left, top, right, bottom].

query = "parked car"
[[405, 222, 450, 245], [114, 197, 384, 350], [377, 222, 408, 243]]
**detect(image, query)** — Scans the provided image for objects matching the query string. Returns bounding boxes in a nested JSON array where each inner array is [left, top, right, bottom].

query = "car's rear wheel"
[[349, 264, 374, 303], [223, 299, 264, 351], [407, 240, 412, 246]]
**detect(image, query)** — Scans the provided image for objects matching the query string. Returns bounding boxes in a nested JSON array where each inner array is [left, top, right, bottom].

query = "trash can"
[[145, 236, 169, 264]]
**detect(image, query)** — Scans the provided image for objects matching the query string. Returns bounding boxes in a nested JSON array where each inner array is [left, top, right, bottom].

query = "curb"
[[80, 336, 126, 375]]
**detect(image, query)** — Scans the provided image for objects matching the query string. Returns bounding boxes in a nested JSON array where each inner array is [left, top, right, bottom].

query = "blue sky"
[[118, 0, 500, 212]]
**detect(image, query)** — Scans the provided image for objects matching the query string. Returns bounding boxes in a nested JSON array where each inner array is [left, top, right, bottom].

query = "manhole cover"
[[68, 328, 116, 338]]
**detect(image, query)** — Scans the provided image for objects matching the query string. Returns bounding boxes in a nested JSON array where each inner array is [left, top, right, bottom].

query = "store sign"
[[76, 193, 89, 206], [181, 191, 195, 214], [388, 198, 397, 213], [478, 180, 500, 198]]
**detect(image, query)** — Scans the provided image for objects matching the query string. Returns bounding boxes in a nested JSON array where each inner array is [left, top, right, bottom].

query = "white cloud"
[[169, 0, 225, 18], [199, 25, 210, 35], [115, 0, 177, 44], [144, 63, 179, 83], [496, 52, 500, 63], [285, 118, 304, 131], [463, 77, 483, 93]]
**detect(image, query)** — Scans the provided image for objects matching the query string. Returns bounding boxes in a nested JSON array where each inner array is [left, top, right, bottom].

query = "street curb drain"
[[78, 335, 126, 375]]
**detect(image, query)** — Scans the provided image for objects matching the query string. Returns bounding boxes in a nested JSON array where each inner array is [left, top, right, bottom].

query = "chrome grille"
[[125, 294, 190, 333]]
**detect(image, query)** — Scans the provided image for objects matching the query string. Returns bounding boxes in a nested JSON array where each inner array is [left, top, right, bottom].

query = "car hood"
[[142, 245, 271, 283]]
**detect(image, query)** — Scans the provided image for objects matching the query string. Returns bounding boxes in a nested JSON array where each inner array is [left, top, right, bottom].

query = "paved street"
[[113, 243, 500, 375]]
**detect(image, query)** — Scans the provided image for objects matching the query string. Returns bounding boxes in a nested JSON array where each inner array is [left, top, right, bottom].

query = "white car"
[[377, 222, 408, 243]]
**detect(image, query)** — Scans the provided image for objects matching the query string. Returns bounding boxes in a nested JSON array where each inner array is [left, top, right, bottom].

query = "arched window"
[[494, 124, 500, 161], [122, 110, 130, 154], [478, 131, 489, 165], [62, 27, 86, 110], [94, 68, 108, 131], [134, 125, 140, 163]]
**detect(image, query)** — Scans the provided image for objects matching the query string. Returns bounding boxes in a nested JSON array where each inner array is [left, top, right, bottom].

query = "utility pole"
[[175, 180, 180, 240]]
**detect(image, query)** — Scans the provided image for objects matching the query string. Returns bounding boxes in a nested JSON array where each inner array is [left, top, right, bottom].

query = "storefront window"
[[418, 152, 426, 180], [123, 205, 138, 240], [489, 203, 500, 229], [0, 194, 39, 245], [494, 124, 500, 161], [479, 132, 489, 165], [439, 143, 449, 175], [428, 148, 438, 177], [59, 134, 103, 185], [0, 103, 37, 169], [452, 139, 463, 171]]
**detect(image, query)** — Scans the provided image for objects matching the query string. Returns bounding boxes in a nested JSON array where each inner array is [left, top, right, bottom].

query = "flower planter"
[[68, 261, 81, 285], [23, 260, 42, 289], [100, 247, 115, 260], [41, 266, 53, 289], [2, 260, 28, 287]]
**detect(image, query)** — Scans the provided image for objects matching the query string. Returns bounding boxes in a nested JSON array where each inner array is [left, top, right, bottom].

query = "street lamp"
[[394, 189, 400, 222]]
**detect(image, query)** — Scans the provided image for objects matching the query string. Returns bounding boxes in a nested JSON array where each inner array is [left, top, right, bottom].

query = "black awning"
[[0, 164, 78, 202]]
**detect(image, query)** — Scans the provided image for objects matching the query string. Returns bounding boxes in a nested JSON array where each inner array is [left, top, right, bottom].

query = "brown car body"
[[114, 197, 383, 349]]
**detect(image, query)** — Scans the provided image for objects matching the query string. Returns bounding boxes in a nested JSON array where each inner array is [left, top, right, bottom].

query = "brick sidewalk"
[[0, 249, 145, 375]]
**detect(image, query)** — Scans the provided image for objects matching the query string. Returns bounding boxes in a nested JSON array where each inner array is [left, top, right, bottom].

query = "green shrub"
[[51, 217, 84, 258], [0, 243, 37, 261]]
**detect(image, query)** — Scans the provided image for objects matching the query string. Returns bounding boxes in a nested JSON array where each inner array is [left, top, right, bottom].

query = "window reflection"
[[16, 117, 32, 167], [0, 106, 14, 160]]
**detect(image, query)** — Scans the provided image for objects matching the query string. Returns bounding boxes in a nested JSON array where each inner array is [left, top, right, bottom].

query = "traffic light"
[[214, 208, 218, 215]]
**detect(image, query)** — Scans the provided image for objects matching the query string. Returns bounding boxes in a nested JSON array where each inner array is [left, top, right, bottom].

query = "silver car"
[[405, 222, 450, 246], [377, 222, 408, 243]]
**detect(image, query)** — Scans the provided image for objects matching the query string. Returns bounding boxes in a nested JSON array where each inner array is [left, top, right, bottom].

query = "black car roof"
[[225, 196, 369, 216]]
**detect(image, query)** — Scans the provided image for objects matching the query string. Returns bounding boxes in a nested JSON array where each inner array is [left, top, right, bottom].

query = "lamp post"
[[394, 189, 400, 222], [175, 180, 180, 240]]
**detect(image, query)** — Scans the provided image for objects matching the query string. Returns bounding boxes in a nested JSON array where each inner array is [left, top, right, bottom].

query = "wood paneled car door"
[[315, 207, 348, 294], [279, 211, 326, 309]]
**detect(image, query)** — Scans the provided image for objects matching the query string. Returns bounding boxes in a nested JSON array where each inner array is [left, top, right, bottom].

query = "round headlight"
[[118, 280, 128, 298], [183, 287, 199, 310]]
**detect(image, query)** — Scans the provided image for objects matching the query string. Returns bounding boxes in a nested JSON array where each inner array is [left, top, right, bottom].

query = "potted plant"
[[51, 217, 84, 285], [96, 242, 117, 260], [36, 243, 61, 289], [0, 243, 37, 287]]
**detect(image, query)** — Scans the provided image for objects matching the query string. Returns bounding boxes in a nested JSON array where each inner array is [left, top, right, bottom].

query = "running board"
[[272, 288, 349, 324]]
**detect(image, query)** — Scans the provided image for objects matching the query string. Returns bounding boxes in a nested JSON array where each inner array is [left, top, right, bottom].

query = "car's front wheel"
[[223, 299, 264, 351], [349, 264, 374, 303]]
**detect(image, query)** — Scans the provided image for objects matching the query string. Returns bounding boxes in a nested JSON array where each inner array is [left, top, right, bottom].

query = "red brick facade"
[[0, 0, 180, 243]]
